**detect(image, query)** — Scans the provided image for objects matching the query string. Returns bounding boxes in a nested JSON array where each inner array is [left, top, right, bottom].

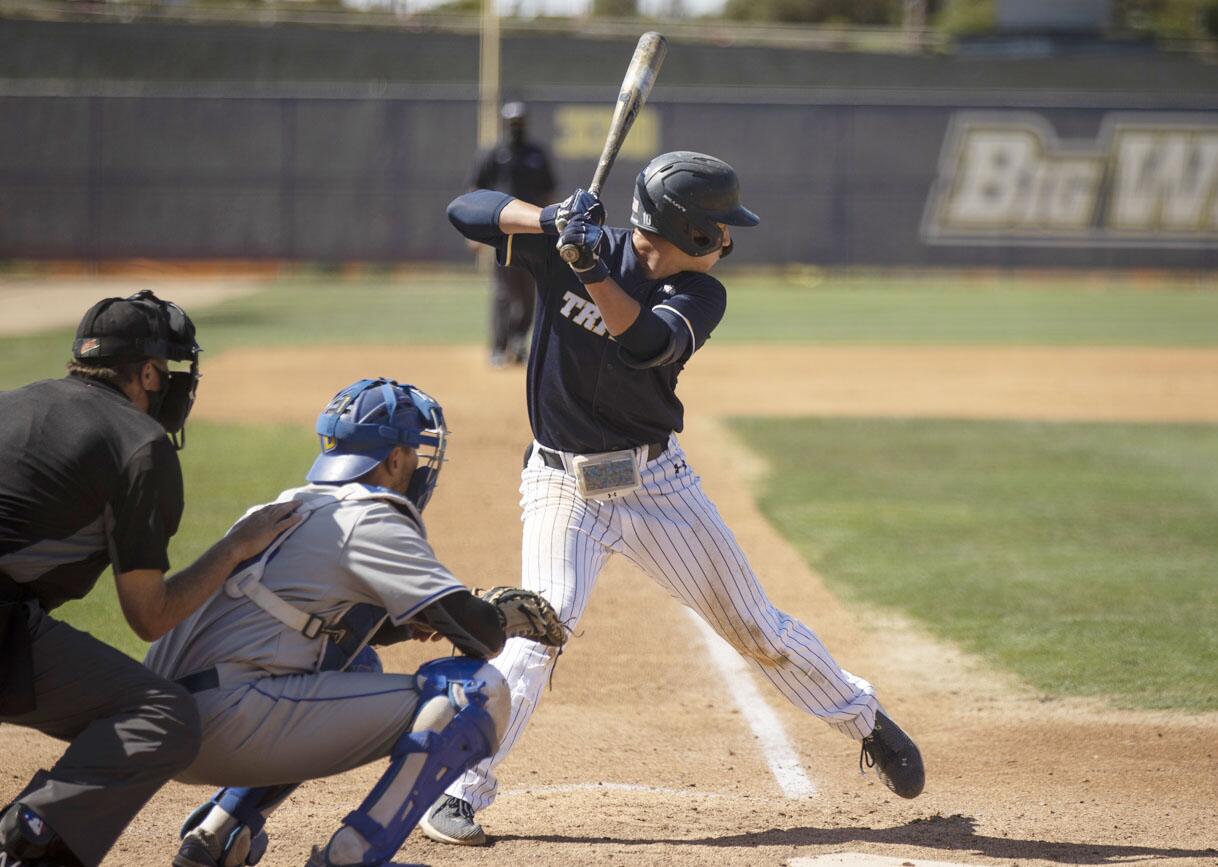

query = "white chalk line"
[[685, 609, 817, 799]]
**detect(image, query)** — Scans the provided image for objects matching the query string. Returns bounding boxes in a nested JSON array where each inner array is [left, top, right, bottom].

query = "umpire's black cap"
[[73, 290, 200, 364]]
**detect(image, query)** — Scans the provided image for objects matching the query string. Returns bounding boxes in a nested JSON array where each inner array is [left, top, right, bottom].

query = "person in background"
[[469, 101, 557, 367]]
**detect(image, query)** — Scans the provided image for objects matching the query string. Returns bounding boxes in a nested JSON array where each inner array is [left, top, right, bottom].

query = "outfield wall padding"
[[2, 21, 1216, 267]]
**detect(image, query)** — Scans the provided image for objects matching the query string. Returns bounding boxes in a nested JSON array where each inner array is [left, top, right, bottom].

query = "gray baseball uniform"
[[144, 481, 466, 786]]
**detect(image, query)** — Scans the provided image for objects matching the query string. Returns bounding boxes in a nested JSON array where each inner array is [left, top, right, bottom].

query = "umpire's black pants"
[[490, 263, 536, 361], [0, 603, 201, 866]]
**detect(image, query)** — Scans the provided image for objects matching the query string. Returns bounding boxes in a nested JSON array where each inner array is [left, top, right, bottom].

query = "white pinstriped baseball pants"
[[448, 435, 878, 811]]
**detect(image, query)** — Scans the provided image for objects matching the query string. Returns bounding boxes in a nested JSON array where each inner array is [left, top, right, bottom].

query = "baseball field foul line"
[[685, 609, 817, 798]]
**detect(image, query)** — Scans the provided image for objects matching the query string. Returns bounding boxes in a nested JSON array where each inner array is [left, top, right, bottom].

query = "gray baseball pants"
[[0, 603, 201, 866]]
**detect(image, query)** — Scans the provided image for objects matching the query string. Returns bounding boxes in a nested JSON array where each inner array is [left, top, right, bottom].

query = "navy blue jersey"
[[496, 227, 727, 453]]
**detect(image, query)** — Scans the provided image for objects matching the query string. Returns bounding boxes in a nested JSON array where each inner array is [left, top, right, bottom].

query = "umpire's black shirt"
[[0, 374, 183, 610], [472, 141, 556, 207]]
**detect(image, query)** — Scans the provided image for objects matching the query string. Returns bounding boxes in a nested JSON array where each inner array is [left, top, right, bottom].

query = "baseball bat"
[[559, 30, 668, 264]]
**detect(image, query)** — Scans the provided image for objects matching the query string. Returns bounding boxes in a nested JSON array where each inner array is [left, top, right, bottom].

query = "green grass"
[[4, 268, 1217, 392], [187, 273, 489, 353], [55, 419, 317, 658], [181, 270, 1218, 348], [0, 272, 491, 390], [730, 416, 1218, 711], [716, 274, 1218, 345]]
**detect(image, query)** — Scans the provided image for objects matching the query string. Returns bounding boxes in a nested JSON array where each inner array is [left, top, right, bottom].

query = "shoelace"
[[859, 739, 876, 775]]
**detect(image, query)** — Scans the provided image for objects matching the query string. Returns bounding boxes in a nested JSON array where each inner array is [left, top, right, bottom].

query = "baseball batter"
[[426, 152, 925, 844], [143, 378, 565, 867]]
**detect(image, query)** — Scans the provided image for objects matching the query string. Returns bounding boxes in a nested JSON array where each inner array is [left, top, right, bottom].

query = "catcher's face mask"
[[308, 378, 448, 511], [402, 387, 447, 512]]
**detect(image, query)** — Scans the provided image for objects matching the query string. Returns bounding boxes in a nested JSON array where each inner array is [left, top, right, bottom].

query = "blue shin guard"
[[319, 658, 506, 866], [180, 784, 298, 866]]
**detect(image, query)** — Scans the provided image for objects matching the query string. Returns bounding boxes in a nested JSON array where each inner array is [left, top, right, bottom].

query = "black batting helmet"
[[630, 151, 759, 257]]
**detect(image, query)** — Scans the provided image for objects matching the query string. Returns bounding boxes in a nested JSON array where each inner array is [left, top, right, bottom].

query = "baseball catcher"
[[143, 377, 564, 867]]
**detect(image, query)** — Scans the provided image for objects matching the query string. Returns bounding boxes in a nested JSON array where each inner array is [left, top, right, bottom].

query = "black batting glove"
[[555, 188, 605, 232], [557, 216, 610, 283]]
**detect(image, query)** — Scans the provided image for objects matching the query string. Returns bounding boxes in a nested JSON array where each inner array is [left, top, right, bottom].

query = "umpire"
[[470, 101, 556, 366], [0, 291, 300, 867]]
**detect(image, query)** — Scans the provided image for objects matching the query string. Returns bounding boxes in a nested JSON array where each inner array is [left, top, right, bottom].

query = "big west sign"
[[922, 113, 1218, 247]]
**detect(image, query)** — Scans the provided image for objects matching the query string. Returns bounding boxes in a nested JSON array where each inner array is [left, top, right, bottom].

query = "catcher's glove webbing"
[[479, 586, 568, 648]]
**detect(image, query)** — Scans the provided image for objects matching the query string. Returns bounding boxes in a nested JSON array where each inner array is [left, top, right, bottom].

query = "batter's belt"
[[528, 440, 667, 471]]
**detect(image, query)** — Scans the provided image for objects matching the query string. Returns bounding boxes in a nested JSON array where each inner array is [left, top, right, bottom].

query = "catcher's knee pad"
[[328, 658, 506, 865], [180, 785, 297, 866], [413, 656, 510, 738]]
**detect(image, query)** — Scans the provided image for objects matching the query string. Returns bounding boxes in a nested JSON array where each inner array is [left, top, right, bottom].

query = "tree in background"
[[721, 0, 1208, 39], [592, 0, 639, 15], [723, 0, 901, 26], [932, 0, 1216, 38], [934, 0, 994, 34], [1115, 0, 1215, 36]]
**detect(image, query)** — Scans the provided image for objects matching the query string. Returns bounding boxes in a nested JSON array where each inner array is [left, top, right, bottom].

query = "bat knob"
[[558, 243, 581, 264]]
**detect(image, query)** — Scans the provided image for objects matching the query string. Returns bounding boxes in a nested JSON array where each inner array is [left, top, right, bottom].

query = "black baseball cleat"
[[860, 710, 925, 799], [0, 803, 82, 867]]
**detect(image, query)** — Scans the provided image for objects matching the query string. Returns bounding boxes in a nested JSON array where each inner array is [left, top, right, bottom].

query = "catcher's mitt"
[[480, 586, 568, 648]]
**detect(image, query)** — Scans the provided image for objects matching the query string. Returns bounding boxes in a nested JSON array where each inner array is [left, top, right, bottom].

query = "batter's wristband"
[[573, 257, 610, 284], [539, 204, 561, 236]]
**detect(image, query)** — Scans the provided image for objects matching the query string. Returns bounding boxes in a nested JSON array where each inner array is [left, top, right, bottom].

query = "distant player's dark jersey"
[[497, 227, 727, 453], [0, 375, 184, 610], [472, 142, 556, 207]]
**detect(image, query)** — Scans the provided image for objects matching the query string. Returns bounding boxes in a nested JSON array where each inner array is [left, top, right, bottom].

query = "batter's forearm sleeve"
[[615, 308, 691, 369], [415, 590, 506, 659], [447, 190, 514, 243]]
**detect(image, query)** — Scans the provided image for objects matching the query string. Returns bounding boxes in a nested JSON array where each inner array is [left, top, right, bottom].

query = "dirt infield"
[[3, 344, 1217, 866]]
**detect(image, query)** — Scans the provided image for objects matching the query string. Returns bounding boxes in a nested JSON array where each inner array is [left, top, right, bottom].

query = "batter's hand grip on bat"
[[558, 31, 667, 267]]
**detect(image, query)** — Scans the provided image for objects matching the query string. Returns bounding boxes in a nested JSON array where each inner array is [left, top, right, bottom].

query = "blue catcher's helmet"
[[306, 378, 448, 510]]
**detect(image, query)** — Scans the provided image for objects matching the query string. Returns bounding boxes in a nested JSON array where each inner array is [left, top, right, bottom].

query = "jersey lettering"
[[560, 291, 609, 336]]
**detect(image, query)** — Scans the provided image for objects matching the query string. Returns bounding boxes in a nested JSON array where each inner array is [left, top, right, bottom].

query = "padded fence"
[[2, 83, 1216, 267]]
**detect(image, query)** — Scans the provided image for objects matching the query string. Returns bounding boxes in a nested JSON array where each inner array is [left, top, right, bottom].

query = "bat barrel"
[[556, 31, 667, 272]]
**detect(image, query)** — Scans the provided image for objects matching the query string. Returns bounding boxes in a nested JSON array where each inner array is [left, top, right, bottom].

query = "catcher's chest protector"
[[223, 484, 423, 673]]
